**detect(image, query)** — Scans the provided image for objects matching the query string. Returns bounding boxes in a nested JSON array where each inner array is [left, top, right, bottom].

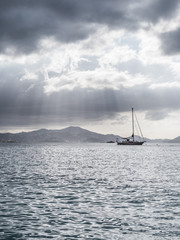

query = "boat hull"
[[117, 141, 144, 145]]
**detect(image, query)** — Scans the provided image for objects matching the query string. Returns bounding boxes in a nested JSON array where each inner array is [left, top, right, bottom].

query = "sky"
[[1, 0, 180, 139]]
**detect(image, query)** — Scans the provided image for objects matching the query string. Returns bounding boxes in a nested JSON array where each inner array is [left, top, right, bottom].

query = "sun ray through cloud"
[[1, 0, 180, 138]]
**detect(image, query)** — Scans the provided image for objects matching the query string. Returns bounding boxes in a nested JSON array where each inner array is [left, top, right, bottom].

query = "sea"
[[0, 143, 180, 240]]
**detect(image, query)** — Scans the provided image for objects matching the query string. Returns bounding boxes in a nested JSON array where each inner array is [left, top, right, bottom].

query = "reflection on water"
[[0, 143, 180, 239]]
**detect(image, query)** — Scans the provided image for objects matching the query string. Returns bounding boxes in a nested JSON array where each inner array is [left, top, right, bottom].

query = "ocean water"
[[0, 143, 180, 240]]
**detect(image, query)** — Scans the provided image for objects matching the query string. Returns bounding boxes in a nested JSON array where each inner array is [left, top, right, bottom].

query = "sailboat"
[[117, 108, 145, 145]]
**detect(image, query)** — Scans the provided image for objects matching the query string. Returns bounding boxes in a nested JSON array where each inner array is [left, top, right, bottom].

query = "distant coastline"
[[0, 126, 179, 143]]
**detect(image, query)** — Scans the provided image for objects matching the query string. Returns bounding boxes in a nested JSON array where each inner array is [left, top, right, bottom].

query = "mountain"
[[169, 136, 180, 143], [0, 126, 120, 143], [0, 126, 178, 143]]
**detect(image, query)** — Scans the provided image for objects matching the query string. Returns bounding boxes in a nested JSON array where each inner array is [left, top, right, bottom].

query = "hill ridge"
[[0, 126, 177, 143]]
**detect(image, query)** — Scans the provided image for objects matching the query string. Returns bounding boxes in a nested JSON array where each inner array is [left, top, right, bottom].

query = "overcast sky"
[[1, 0, 180, 138]]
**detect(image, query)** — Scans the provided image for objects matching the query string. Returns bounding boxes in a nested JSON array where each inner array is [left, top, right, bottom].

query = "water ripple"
[[0, 143, 180, 239]]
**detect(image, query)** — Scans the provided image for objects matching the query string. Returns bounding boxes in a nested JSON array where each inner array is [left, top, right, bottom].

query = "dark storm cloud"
[[139, 0, 180, 56], [136, 0, 179, 23], [0, 0, 179, 54], [0, 0, 134, 53], [160, 28, 180, 55], [0, 0, 95, 53]]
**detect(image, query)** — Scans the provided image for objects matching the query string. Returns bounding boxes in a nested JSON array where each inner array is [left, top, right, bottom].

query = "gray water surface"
[[0, 143, 180, 239]]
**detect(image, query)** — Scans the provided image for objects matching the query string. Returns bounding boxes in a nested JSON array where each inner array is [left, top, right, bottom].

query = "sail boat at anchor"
[[116, 108, 145, 145]]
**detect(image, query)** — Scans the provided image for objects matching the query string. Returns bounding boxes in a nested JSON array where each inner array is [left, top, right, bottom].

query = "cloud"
[[0, 0, 131, 53], [0, 0, 180, 54], [145, 110, 169, 121], [1, 21, 180, 129], [160, 28, 180, 55], [0, 1, 95, 53], [44, 69, 149, 93], [1, 0, 180, 137], [1, 69, 180, 128], [136, 0, 180, 23]]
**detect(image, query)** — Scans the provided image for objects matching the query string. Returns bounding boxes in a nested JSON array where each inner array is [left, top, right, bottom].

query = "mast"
[[132, 108, 134, 142]]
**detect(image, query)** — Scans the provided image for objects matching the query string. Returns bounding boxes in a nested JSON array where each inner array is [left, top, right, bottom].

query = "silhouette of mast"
[[132, 108, 134, 142]]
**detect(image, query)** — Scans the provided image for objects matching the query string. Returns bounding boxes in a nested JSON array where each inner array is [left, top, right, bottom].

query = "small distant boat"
[[116, 108, 145, 145], [7, 139, 16, 143]]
